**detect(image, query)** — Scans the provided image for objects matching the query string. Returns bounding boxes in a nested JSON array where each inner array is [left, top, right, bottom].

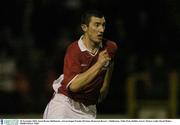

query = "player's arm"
[[69, 50, 111, 92], [99, 61, 114, 102]]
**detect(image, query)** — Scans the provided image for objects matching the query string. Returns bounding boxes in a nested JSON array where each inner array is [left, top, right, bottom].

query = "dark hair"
[[81, 10, 104, 25]]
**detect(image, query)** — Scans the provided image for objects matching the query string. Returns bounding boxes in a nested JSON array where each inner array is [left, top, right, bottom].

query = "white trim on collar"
[[78, 36, 103, 52], [78, 36, 87, 52]]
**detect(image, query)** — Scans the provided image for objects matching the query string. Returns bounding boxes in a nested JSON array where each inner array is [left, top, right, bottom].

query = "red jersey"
[[58, 37, 118, 105]]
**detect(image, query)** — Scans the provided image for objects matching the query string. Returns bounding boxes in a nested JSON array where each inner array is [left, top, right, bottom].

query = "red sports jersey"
[[58, 38, 118, 105]]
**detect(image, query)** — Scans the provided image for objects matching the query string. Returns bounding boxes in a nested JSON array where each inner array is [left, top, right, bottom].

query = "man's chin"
[[94, 41, 102, 45], [96, 38, 103, 43], [92, 38, 102, 44]]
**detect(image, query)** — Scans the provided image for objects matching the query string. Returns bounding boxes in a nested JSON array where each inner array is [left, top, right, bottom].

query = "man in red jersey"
[[43, 10, 118, 119]]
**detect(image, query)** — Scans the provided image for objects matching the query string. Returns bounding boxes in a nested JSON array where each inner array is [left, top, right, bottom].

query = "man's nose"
[[99, 25, 105, 33]]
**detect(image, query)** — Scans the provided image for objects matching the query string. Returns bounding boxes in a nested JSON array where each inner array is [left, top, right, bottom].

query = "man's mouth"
[[97, 34, 103, 38]]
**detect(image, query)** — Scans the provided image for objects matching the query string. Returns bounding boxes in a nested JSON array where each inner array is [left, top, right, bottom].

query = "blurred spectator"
[[148, 54, 168, 100], [0, 48, 16, 92], [13, 71, 34, 113]]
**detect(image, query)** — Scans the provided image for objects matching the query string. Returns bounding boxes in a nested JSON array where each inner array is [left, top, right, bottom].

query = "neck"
[[82, 35, 100, 52]]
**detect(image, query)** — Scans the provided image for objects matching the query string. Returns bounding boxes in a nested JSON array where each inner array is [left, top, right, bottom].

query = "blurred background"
[[0, 0, 180, 119]]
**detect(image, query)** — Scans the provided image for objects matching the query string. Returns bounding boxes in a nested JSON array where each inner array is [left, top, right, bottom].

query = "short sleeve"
[[106, 41, 118, 59], [63, 45, 82, 89]]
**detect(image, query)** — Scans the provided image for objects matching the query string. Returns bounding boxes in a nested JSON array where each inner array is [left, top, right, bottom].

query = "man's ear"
[[81, 24, 88, 32]]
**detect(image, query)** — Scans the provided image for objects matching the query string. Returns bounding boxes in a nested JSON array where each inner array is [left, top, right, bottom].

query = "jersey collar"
[[78, 35, 103, 52]]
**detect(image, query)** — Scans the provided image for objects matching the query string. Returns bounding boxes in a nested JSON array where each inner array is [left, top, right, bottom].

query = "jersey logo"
[[81, 64, 88, 67]]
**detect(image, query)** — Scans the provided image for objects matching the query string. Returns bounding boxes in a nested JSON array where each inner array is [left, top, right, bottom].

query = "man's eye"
[[95, 24, 99, 27]]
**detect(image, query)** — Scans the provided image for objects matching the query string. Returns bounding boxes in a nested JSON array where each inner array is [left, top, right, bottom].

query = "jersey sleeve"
[[106, 41, 118, 59], [63, 45, 82, 89]]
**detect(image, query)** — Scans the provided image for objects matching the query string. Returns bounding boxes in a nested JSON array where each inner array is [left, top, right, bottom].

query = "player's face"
[[86, 16, 106, 43]]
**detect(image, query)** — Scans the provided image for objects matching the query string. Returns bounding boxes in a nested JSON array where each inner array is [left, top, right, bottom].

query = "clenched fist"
[[97, 49, 111, 67]]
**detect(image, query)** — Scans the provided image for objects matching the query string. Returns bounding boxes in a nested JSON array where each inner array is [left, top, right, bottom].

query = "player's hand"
[[97, 50, 111, 67]]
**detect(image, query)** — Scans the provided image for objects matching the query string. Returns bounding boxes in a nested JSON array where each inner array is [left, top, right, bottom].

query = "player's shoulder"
[[68, 41, 78, 48], [103, 38, 118, 50], [66, 41, 81, 54]]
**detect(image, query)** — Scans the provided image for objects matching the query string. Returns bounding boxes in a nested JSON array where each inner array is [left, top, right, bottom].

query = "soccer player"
[[43, 10, 118, 119]]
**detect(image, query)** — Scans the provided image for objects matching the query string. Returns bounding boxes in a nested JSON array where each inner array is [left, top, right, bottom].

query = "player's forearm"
[[69, 62, 103, 92], [100, 66, 113, 93], [99, 62, 114, 102]]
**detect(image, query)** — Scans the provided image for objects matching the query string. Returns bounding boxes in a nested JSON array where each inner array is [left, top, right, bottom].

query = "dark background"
[[0, 0, 180, 118]]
